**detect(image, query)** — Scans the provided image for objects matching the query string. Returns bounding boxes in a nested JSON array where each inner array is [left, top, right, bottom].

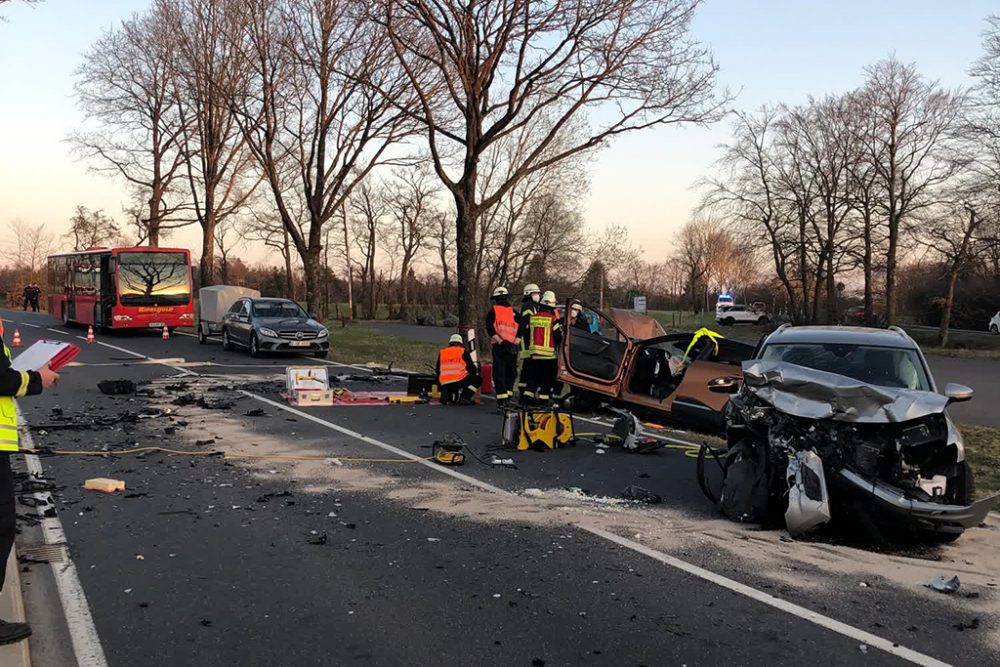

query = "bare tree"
[[213, 216, 243, 284], [702, 109, 801, 320], [160, 0, 261, 286], [8, 220, 54, 282], [859, 58, 963, 325], [350, 182, 389, 319], [71, 9, 190, 246], [380, 0, 725, 333], [918, 198, 992, 346], [65, 206, 122, 251], [381, 165, 438, 312], [228, 0, 421, 316]]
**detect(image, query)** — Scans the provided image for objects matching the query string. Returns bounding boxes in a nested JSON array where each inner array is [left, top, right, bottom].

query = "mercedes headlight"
[[317, 328, 329, 338], [259, 327, 279, 338]]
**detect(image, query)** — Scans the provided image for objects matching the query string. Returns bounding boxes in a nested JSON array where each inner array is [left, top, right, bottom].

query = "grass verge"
[[324, 320, 440, 373], [959, 424, 1000, 499]]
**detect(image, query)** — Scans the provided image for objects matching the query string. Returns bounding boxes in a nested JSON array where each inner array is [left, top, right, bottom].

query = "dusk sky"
[[1, 0, 996, 269]]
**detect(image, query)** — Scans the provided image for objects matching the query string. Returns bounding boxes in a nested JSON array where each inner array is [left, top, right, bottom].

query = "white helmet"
[[523, 283, 540, 296], [448, 333, 464, 345], [492, 286, 509, 298], [541, 290, 557, 306]]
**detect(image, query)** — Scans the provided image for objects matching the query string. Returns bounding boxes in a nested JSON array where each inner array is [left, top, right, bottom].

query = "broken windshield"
[[759, 343, 931, 391]]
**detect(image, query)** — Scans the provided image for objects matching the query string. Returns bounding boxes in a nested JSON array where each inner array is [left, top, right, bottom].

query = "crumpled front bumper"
[[839, 468, 999, 533]]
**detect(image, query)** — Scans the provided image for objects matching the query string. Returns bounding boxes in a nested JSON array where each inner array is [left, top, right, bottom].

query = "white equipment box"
[[285, 366, 333, 406]]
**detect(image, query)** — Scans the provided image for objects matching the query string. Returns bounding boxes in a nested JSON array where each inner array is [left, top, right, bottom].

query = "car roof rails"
[[774, 323, 792, 333], [887, 325, 908, 337]]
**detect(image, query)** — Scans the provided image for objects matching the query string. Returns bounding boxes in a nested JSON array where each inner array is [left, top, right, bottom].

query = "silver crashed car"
[[701, 325, 997, 542]]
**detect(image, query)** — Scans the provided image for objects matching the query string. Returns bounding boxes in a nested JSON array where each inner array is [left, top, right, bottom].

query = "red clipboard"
[[10, 340, 81, 372]]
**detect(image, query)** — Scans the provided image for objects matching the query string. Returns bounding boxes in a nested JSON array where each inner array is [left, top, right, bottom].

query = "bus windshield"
[[117, 252, 190, 306]]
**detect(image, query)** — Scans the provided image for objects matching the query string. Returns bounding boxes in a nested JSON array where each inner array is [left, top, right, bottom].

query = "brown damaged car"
[[557, 303, 756, 432]]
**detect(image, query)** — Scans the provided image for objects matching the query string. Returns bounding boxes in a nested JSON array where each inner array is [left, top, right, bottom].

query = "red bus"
[[47, 247, 194, 331]]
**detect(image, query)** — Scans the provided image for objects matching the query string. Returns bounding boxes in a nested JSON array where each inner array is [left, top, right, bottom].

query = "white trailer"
[[197, 285, 260, 344]]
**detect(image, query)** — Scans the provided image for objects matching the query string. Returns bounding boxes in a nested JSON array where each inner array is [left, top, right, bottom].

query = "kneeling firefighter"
[[523, 291, 562, 404], [436, 334, 481, 405], [485, 286, 518, 407]]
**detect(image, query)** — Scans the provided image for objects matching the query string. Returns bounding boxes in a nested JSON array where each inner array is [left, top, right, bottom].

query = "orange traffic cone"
[[87, 325, 96, 344], [12, 329, 21, 347], [161, 326, 170, 341], [0, 319, 5, 337]]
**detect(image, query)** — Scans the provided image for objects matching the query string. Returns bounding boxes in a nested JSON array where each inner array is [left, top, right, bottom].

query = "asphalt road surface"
[[3, 309, 998, 667]]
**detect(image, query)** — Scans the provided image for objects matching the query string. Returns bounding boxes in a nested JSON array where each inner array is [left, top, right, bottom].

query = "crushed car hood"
[[741, 360, 950, 423]]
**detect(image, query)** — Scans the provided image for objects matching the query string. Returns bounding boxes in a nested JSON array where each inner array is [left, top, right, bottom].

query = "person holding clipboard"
[[0, 328, 58, 646]]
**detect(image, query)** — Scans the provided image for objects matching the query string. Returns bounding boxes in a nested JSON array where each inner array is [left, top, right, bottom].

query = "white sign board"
[[633, 296, 647, 314]]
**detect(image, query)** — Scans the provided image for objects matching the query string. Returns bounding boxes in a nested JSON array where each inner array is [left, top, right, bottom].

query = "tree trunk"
[[863, 212, 874, 326], [938, 268, 959, 348], [400, 256, 410, 312], [303, 245, 322, 317], [200, 215, 217, 288], [147, 192, 161, 247], [454, 199, 478, 338], [885, 214, 899, 326], [283, 228, 293, 299]]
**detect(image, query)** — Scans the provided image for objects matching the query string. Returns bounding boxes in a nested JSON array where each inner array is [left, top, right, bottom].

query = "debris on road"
[[927, 575, 961, 594], [98, 380, 136, 395], [621, 485, 662, 505], [84, 478, 126, 493], [953, 618, 980, 631], [307, 532, 328, 545]]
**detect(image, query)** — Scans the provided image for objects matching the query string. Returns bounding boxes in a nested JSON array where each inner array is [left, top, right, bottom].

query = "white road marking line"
[[579, 526, 951, 667], [20, 323, 42, 329], [68, 335, 198, 377], [239, 390, 508, 495], [21, 432, 109, 667], [44, 333, 957, 667]]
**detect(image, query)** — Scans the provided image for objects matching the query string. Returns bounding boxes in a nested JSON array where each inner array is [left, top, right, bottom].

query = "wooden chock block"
[[84, 478, 126, 493]]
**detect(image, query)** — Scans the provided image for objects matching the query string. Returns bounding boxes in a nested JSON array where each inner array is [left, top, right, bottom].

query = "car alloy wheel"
[[992, 325, 999, 335], [250, 333, 261, 358], [222, 328, 233, 350]]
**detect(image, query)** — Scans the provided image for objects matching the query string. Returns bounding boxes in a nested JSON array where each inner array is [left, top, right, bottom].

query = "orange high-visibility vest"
[[438, 346, 469, 385], [528, 311, 558, 360], [492, 305, 518, 344]]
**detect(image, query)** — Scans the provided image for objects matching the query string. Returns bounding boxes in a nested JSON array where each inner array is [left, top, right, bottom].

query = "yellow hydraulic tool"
[[432, 437, 466, 465], [502, 408, 575, 451]]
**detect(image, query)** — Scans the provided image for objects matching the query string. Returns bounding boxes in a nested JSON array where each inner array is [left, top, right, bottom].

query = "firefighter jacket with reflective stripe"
[[438, 345, 471, 385], [517, 298, 539, 359], [0, 338, 41, 452], [528, 310, 561, 360], [487, 304, 518, 344]]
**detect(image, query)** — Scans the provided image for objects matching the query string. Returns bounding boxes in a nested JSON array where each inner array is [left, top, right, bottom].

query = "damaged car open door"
[[558, 304, 634, 405]]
